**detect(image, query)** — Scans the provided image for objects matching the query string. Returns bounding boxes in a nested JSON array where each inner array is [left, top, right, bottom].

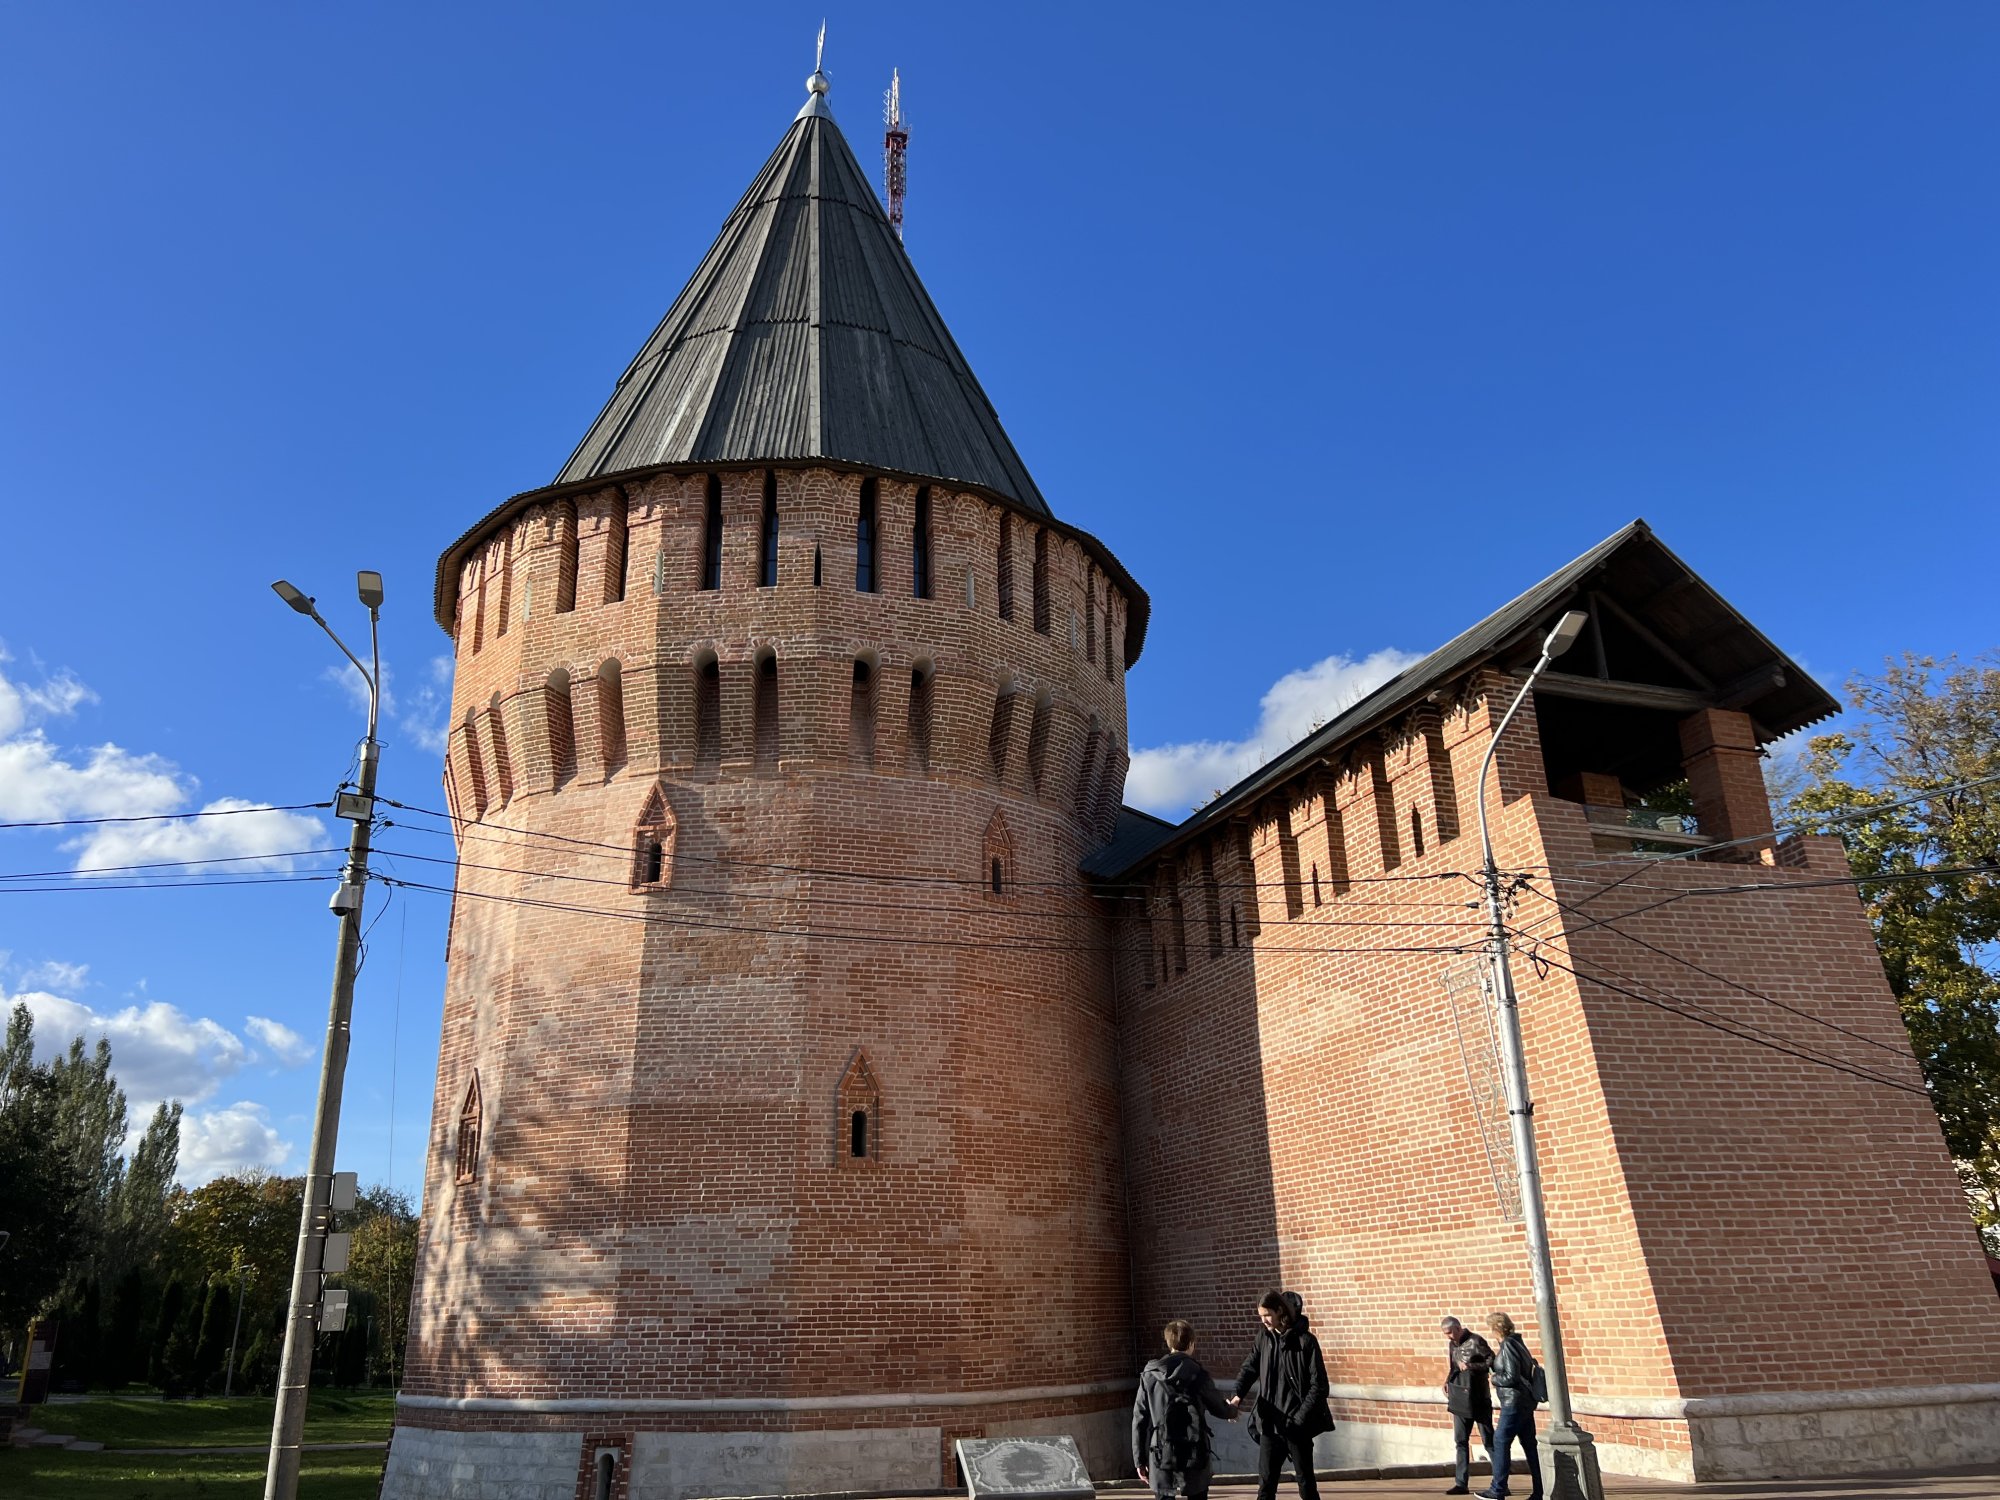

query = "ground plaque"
[[955, 1436, 1095, 1500]]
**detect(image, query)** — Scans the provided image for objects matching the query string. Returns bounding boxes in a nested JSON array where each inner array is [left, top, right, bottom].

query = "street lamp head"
[[271, 580, 316, 616], [1543, 610, 1589, 660], [356, 570, 385, 610]]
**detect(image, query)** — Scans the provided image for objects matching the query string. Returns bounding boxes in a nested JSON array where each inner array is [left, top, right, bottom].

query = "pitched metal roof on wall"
[[1089, 520, 1841, 881], [554, 91, 1050, 518], [1080, 806, 1180, 882]]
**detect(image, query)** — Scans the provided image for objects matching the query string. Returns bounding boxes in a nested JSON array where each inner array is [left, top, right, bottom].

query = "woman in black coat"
[[1229, 1290, 1333, 1500], [1480, 1311, 1544, 1500]]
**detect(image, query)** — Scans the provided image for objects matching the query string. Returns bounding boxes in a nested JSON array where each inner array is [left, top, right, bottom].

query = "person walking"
[[1478, 1312, 1543, 1500], [1133, 1320, 1237, 1500], [1227, 1290, 1333, 1500], [1439, 1316, 1494, 1496]]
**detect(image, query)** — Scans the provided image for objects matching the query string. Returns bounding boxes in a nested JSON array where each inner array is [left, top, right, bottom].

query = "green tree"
[[48, 1032, 128, 1284], [109, 1102, 182, 1263], [1782, 653, 2000, 1250], [167, 1171, 303, 1307], [342, 1186, 418, 1385], [162, 1172, 303, 1391], [191, 1277, 235, 1394], [0, 1005, 90, 1332]]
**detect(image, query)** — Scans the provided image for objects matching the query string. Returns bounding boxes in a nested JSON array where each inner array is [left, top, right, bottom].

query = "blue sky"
[[2, 4, 1994, 1190]]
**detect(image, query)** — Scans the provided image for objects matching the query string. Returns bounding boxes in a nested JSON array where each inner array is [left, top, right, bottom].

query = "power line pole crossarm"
[[1475, 609, 1606, 1500], [263, 570, 385, 1500]]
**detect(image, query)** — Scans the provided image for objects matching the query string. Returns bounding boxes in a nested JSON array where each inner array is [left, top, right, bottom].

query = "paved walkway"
[[1185, 1472, 2000, 1499], [5, 1422, 385, 1456]]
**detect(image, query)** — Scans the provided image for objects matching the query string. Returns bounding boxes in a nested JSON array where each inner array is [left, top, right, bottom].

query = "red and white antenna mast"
[[884, 68, 908, 241]]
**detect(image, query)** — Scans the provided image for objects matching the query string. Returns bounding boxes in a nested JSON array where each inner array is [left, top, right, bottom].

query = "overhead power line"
[[377, 873, 1483, 960], [1522, 947, 1930, 1099], [0, 847, 344, 882], [375, 796, 1488, 897], [0, 801, 332, 831], [0, 873, 340, 894], [1516, 898, 1917, 1062], [368, 844, 1491, 930]]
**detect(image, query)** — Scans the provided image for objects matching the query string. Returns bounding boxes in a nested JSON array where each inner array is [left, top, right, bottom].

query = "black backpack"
[[1153, 1362, 1211, 1471]]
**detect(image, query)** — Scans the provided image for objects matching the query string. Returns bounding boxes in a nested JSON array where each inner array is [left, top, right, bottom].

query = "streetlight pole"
[[264, 571, 384, 1500], [1474, 609, 1604, 1500], [224, 1261, 251, 1399]]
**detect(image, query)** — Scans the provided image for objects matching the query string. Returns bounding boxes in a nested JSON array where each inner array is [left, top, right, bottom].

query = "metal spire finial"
[[798, 19, 832, 118], [807, 20, 829, 94]]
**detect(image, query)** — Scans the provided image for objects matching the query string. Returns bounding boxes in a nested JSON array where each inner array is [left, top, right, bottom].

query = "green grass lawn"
[[23, 1390, 394, 1449], [0, 1447, 381, 1500]]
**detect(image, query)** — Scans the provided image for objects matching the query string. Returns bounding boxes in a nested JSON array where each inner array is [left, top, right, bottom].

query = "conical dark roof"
[[554, 85, 1050, 516]]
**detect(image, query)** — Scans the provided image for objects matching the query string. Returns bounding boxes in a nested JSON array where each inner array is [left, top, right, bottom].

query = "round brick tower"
[[387, 65, 1149, 1500]]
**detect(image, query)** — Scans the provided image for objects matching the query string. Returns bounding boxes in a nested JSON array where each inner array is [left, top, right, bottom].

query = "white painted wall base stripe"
[[395, 1378, 1135, 1415], [1315, 1379, 2000, 1421]]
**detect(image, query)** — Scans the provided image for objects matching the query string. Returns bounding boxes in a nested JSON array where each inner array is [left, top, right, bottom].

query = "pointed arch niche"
[[837, 1050, 883, 1168], [630, 785, 678, 890]]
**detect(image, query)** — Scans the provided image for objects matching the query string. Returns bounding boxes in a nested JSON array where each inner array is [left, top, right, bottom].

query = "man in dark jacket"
[[1133, 1320, 1237, 1500], [1440, 1316, 1494, 1496], [1228, 1290, 1332, 1500]]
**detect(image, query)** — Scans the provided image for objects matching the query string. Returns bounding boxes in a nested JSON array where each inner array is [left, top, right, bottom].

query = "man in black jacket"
[[1440, 1316, 1494, 1496], [1228, 1290, 1332, 1500], [1133, 1320, 1237, 1500]]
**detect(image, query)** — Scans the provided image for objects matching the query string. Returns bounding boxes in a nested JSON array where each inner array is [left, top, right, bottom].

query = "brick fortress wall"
[[386, 464, 1139, 1500], [1114, 674, 2000, 1483]]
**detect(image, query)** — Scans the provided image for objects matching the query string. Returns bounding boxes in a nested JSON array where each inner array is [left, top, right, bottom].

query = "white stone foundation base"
[[382, 1407, 1130, 1500], [382, 1427, 584, 1500], [1687, 1393, 2000, 1481], [381, 1386, 2000, 1499], [628, 1427, 942, 1499]]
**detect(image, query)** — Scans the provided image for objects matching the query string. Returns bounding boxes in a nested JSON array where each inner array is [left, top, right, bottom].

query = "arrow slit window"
[[455, 1075, 482, 1184]]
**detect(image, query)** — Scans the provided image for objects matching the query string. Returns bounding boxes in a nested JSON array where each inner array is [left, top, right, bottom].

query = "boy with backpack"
[[1133, 1320, 1238, 1500]]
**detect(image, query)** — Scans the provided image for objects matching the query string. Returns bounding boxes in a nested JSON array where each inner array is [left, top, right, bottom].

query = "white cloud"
[[1126, 647, 1424, 817], [321, 654, 452, 756], [18, 959, 89, 991], [14, 989, 249, 1111], [177, 1101, 290, 1185], [0, 649, 327, 871], [0, 642, 97, 738], [70, 797, 327, 875], [244, 1014, 313, 1068], [323, 658, 393, 720], [402, 656, 454, 755], [0, 733, 185, 822]]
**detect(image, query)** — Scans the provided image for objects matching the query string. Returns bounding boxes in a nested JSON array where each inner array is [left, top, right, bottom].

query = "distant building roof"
[[1089, 520, 1842, 881]]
